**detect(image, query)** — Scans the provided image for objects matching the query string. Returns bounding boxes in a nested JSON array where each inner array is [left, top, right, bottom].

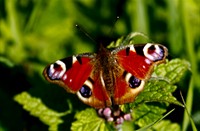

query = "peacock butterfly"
[[43, 33, 168, 109]]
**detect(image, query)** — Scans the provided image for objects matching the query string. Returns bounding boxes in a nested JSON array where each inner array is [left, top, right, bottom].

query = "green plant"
[[0, 0, 199, 130]]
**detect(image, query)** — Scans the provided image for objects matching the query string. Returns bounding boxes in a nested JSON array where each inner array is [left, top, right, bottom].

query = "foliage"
[[14, 92, 70, 131], [0, 0, 199, 131]]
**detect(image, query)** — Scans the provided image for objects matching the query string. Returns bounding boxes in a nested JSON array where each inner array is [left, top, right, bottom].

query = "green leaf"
[[14, 92, 70, 131], [0, 57, 14, 67], [133, 103, 167, 127], [71, 108, 111, 131], [193, 111, 200, 126], [147, 120, 181, 131], [134, 80, 183, 106], [124, 80, 183, 115], [153, 59, 191, 84], [107, 32, 151, 48], [121, 121, 135, 131]]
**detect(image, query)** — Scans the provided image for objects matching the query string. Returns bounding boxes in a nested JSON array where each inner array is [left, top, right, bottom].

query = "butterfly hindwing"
[[78, 73, 111, 108]]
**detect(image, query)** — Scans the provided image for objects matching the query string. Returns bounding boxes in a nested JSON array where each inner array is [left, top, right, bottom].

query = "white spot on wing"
[[143, 43, 155, 61], [125, 72, 132, 83], [63, 74, 67, 81], [145, 58, 152, 65], [69, 78, 72, 83], [48, 64, 55, 77], [84, 79, 93, 89], [155, 45, 162, 54], [48, 60, 66, 80], [72, 56, 77, 64], [129, 45, 136, 52], [143, 43, 164, 61], [55, 60, 66, 78]]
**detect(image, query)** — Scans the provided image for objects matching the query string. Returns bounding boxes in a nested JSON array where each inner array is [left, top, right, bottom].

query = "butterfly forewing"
[[43, 54, 95, 93], [113, 43, 167, 80]]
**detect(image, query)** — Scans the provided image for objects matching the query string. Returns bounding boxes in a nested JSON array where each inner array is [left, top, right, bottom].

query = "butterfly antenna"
[[75, 24, 97, 44], [108, 16, 120, 37]]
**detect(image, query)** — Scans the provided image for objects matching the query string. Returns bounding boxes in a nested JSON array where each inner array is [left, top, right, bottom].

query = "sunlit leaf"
[[153, 59, 191, 84], [71, 108, 111, 131], [147, 120, 181, 131], [14, 92, 70, 131]]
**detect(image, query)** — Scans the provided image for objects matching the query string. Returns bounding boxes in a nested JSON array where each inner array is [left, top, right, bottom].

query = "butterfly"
[[43, 34, 168, 109]]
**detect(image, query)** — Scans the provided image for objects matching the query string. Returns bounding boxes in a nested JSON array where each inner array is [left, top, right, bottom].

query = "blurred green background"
[[0, 0, 199, 130]]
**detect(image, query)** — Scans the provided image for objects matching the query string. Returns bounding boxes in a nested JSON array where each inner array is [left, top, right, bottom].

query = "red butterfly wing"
[[114, 43, 167, 80], [43, 54, 111, 108], [112, 43, 168, 105], [43, 55, 93, 93], [79, 73, 111, 108]]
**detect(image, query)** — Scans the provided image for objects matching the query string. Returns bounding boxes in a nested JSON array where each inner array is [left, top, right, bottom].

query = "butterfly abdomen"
[[95, 46, 118, 96]]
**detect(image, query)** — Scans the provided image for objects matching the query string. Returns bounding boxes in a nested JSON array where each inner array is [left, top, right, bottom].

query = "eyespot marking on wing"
[[143, 43, 166, 61], [47, 60, 66, 80]]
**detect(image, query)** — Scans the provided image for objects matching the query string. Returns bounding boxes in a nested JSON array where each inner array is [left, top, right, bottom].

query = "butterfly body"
[[43, 43, 168, 109]]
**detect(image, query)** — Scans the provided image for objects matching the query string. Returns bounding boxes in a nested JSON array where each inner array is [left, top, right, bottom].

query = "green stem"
[[180, 0, 198, 130], [6, 0, 22, 44], [128, 0, 149, 34], [135, 0, 149, 34], [182, 78, 195, 131]]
